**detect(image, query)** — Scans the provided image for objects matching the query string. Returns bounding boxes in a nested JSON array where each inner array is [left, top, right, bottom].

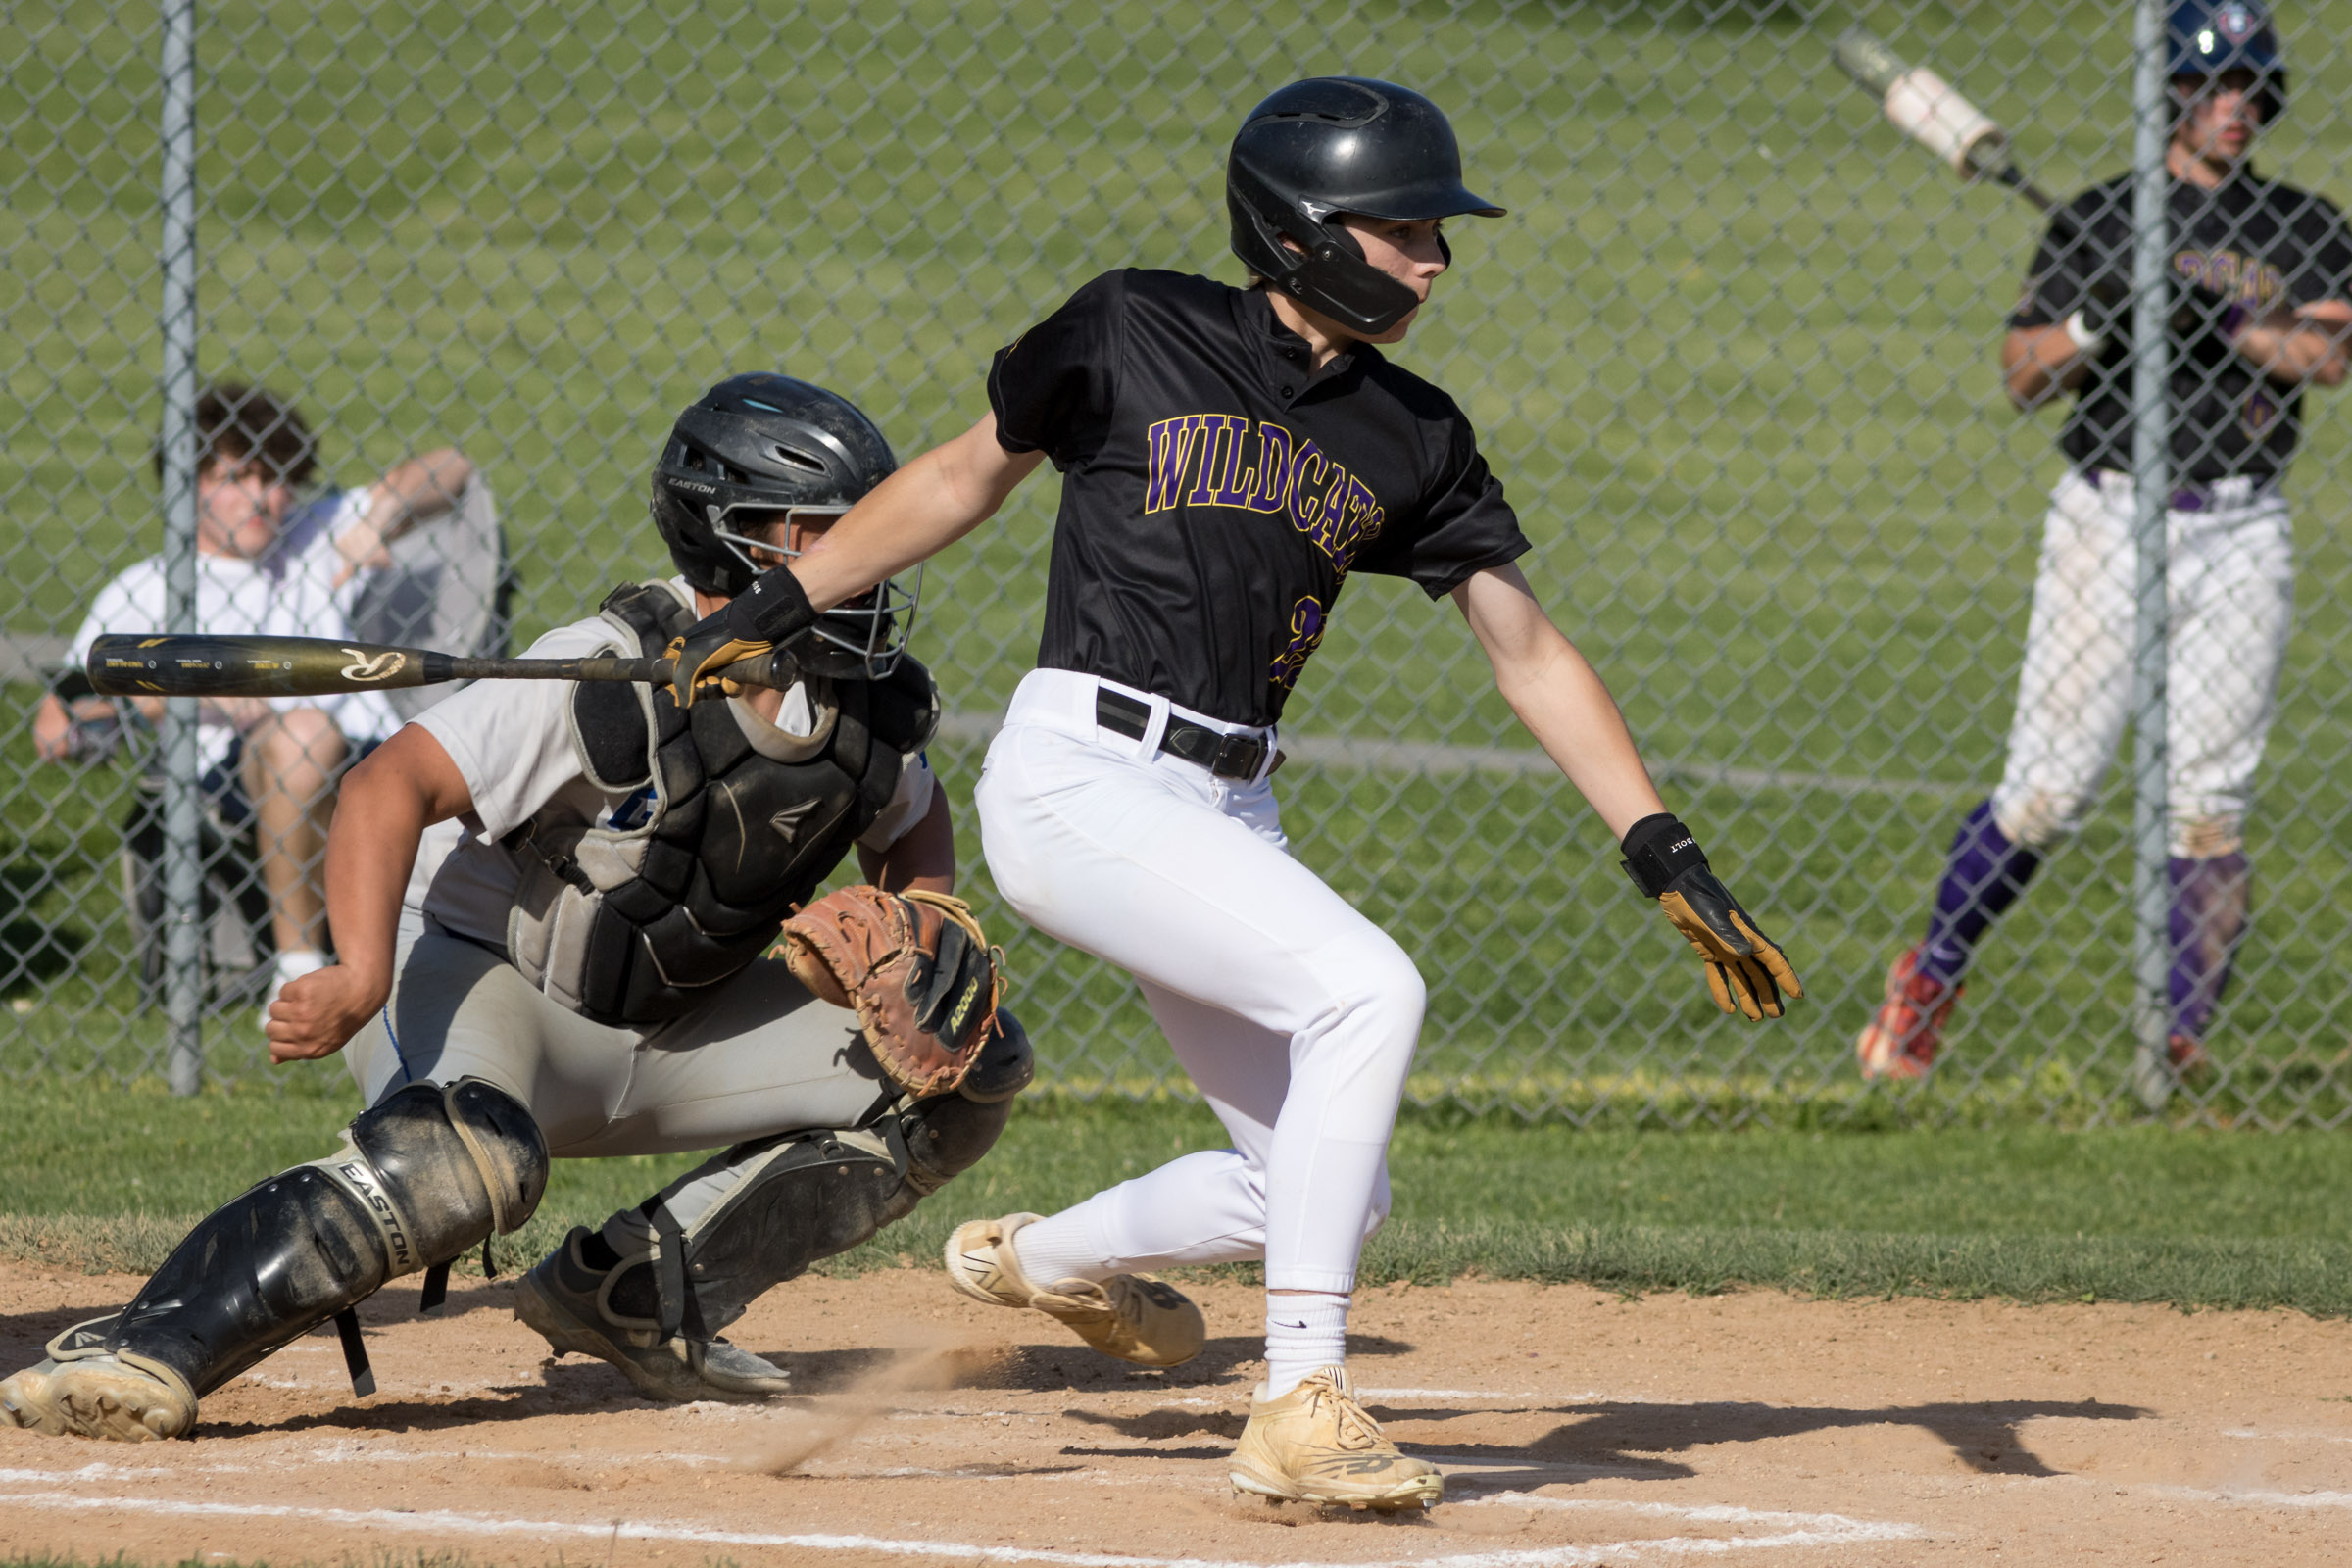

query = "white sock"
[[1010, 1210, 1110, 1288], [1263, 1291, 1349, 1397]]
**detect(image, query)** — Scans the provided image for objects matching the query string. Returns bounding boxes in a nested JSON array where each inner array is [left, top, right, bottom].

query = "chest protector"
[[505, 581, 940, 1027]]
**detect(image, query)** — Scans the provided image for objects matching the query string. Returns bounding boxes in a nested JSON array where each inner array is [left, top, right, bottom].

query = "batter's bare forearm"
[[793, 415, 1044, 612], [1454, 566, 1666, 838]]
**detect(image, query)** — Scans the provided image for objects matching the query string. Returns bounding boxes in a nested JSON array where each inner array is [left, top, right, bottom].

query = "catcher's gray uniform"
[[347, 579, 940, 1252]]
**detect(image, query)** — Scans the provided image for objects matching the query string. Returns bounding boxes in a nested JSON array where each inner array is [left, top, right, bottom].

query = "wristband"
[[1619, 812, 1708, 899], [725, 564, 819, 644], [2063, 309, 2106, 357]]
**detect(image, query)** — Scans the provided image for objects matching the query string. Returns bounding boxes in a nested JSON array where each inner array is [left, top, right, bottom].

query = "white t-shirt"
[[68, 488, 401, 772], [411, 581, 937, 951]]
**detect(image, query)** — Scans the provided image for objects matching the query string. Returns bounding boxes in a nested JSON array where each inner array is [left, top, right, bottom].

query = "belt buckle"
[[1212, 731, 1263, 781]]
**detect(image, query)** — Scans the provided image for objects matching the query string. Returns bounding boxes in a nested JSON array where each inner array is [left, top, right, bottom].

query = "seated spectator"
[[31, 382, 477, 1022]]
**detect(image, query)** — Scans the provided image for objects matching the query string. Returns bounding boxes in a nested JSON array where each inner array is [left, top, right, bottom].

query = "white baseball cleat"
[[944, 1212, 1205, 1368], [1229, 1365, 1442, 1512]]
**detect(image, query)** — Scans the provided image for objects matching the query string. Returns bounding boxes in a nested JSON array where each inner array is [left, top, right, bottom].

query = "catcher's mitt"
[[770, 886, 1004, 1097]]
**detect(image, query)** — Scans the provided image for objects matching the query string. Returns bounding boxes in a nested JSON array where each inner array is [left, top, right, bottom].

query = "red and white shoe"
[[1855, 947, 1962, 1081], [2167, 1033, 2216, 1085]]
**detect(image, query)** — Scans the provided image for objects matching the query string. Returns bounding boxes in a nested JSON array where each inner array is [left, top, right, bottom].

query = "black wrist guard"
[[1619, 812, 1708, 898], [725, 565, 819, 645]]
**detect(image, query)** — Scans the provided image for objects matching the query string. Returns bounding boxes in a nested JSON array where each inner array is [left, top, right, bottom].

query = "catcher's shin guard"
[[602, 1045, 1023, 1347], [74, 1079, 543, 1420]]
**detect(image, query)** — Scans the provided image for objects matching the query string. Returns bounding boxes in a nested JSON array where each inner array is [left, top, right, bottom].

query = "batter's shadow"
[[1381, 1396, 2150, 1488]]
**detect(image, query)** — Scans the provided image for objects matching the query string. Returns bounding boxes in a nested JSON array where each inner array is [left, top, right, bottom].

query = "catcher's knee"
[[101, 1077, 546, 1401]]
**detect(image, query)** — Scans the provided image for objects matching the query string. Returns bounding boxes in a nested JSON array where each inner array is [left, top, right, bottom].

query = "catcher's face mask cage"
[[706, 499, 921, 680]]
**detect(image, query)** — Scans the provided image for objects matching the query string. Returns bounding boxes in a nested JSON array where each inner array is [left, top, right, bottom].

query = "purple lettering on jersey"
[[1243, 420, 1292, 514], [1211, 416, 1257, 508], [1269, 593, 1326, 693], [1143, 415, 1206, 514], [1333, 473, 1384, 570], [1287, 441, 1330, 534], [1186, 415, 1248, 508], [2173, 247, 2285, 307]]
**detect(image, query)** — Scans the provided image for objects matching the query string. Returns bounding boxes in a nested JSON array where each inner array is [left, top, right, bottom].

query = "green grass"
[[7, 1081, 2349, 1313], [8, 1, 2352, 1122]]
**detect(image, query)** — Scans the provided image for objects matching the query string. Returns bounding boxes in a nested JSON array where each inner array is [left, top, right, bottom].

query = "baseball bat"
[[85, 633, 799, 699], [1834, 27, 2055, 212]]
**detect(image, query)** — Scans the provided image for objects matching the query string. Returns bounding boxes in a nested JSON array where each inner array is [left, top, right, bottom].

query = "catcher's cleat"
[[514, 1228, 789, 1401], [1855, 946, 1962, 1082], [944, 1212, 1205, 1368], [0, 1318, 196, 1443], [1229, 1365, 1443, 1512]]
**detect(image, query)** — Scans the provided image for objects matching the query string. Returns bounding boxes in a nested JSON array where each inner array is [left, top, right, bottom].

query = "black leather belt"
[[1096, 689, 1273, 782]]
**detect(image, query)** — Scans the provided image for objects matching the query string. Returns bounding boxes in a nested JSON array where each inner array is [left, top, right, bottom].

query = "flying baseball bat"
[[1835, 27, 2055, 212], [85, 633, 799, 699]]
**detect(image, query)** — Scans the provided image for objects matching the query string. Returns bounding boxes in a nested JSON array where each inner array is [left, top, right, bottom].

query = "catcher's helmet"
[[650, 372, 914, 677], [1227, 77, 1503, 336], [2168, 0, 2285, 119]]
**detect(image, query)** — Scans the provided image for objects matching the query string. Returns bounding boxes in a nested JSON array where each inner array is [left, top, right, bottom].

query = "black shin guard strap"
[[333, 1308, 375, 1396]]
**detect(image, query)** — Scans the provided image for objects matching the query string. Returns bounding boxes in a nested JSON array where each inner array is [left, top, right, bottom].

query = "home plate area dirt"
[[4, 1261, 2350, 1567]]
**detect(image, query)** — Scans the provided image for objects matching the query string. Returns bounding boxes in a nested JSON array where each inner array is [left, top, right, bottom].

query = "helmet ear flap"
[[1437, 228, 1452, 269]]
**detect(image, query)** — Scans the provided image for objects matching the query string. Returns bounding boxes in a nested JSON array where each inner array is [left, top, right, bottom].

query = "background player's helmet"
[[650, 372, 915, 677], [1227, 77, 1504, 336], [2167, 0, 2286, 121]]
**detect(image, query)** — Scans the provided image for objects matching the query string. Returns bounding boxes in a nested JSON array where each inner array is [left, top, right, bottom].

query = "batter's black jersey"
[[989, 269, 1530, 726], [2010, 170, 2352, 482]]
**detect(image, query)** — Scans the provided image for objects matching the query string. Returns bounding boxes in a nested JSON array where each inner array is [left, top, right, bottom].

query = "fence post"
[[157, 0, 203, 1097], [2128, 0, 2174, 1113]]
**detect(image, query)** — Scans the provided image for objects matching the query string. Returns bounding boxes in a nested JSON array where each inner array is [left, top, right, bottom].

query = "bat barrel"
[[1834, 27, 1908, 95], [87, 634, 447, 698]]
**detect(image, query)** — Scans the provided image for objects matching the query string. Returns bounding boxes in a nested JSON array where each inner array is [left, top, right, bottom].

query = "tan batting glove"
[[1620, 813, 1804, 1021]]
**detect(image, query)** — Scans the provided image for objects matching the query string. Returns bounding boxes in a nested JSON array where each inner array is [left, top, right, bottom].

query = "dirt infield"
[[3, 1259, 2348, 1568]]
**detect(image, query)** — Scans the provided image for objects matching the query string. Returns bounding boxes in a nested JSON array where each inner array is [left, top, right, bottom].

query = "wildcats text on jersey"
[[1142, 413, 1385, 575]]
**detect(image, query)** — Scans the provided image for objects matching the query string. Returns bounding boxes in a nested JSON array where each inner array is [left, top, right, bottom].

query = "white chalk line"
[[2219, 1427, 2352, 1446], [0, 1484, 1920, 1568], [934, 711, 1972, 801], [2137, 1483, 2352, 1511]]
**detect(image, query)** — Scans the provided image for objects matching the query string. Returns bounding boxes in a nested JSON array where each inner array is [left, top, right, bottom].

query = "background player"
[[1858, 0, 2352, 1082], [659, 78, 1801, 1511], [0, 375, 1027, 1443]]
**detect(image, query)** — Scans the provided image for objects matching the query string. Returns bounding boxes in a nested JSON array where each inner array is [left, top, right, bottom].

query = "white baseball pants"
[[975, 669, 1422, 1295], [1989, 469, 2293, 858]]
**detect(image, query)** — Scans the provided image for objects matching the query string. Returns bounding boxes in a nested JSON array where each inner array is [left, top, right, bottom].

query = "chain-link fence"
[[7, 0, 2352, 1127]]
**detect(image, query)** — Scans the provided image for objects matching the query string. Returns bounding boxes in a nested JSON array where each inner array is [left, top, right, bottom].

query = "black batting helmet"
[[2169, 0, 2286, 120], [1227, 77, 1503, 336], [650, 373, 914, 677]]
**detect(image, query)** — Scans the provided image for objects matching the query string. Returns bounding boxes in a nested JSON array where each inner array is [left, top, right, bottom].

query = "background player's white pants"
[[976, 669, 1422, 1296], [1989, 470, 2293, 858], [344, 924, 896, 1248]]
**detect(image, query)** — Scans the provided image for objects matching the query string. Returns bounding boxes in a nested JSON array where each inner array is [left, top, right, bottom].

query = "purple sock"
[[1917, 801, 2043, 986], [2168, 853, 2250, 1042]]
